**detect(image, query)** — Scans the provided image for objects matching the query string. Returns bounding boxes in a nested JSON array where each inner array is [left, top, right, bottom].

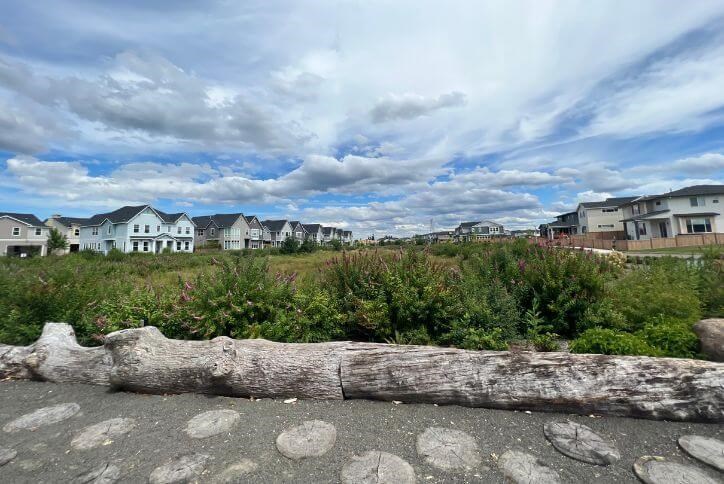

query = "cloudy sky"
[[1, 1, 723, 237]]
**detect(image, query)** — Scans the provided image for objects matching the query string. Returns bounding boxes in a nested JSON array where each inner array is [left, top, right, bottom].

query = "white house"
[[620, 185, 723, 240], [576, 197, 636, 237], [80, 205, 196, 254]]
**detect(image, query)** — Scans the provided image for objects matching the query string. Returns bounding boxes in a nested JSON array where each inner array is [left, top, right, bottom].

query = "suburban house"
[[244, 215, 264, 249], [45, 215, 89, 253], [454, 221, 505, 242], [193, 213, 252, 250], [541, 211, 579, 239], [303, 224, 324, 244], [342, 230, 353, 244], [322, 226, 340, 244], [262, 220, 293, 247], [510, 229, 540, 238], [620, 185, 723, 240], [0, 212, 50, 257], [289, 221, 307, 242], [80, 205, 195, 254], [576, 197, 636, 238]]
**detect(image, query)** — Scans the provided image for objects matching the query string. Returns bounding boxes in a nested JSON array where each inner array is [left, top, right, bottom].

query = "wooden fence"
[[538, 233, 724, 251]]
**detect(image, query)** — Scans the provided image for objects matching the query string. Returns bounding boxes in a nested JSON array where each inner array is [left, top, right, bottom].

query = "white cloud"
[[671, 152, 724, 174], [370, 92, 467, 123]]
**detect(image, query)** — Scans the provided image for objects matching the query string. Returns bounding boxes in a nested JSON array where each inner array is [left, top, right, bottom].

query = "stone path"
[[1, 381, 722, 483]]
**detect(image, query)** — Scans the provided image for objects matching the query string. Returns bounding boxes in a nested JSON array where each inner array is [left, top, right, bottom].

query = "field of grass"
[[625, 245, 723, 256]]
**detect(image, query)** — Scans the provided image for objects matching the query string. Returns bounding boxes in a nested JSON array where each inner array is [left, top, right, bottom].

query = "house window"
[[713, 199, 719, 204], [185, 227, 190, 235], [598, 224, 615, 228], [157, 225, 160, 232], [638, 224, 647, 236], [210, 228, 215, 236], [177, 226, 182, 234], [143, 241, 149, 252], [602, 208, 617, 213], [176, 241, 182, 251], [74, 228, 80, 236], [690, 196, 705, 207], [296, 232, 302, 238], [133, 241, 139, 252], [107, 225, 112, 235], [144, 225, 150, 234], [133, 224, 139, 233], [686, 217, 712, 234], [35, 228, 42, 235], [197, 229, 204, 236], [655, 201, 661, 206], [184, 241, 190, 251], [11, 226, 20, 236], [92, 227, 99, 235]]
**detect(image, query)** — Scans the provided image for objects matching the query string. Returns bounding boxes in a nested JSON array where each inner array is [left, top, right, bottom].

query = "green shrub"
[[636, 317, 699, 359], [280, 236, 300, 254], [570, 328, 659, 356]]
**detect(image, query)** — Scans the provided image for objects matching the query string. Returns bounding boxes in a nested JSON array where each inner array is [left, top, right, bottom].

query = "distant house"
[[454, 221, 505, 242], [576, 197, 636, 238], [45, 215, 89, 253], [619, 185, 723, 240], [262, 220, 293, 247], [342, 230, 353, 244], [542, 211, 579, 239], [289, 221, 307, 243], [322, 226, 337, 244], [510, 229, 540, 238], [193, 214, 250, 250], [302, 224, 324, 244], [244, 215, 264, 249], [0, 212, 49, 256], [80, 205, 195, 254]]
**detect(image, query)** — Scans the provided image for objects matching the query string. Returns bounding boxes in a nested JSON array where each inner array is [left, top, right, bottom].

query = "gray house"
[[302, 224, 324, 244], [0, 212, 49, 256], [262, 220, 293, 247], [193, 213, 250, 250], [244, 215, 264, 249], [289, 221, 307, 242], [454, 220, 505, 242]]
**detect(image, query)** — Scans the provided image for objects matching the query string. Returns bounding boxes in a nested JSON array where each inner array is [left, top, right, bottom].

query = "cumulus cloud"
[[370, 91, 467, 123], [671, 152, 724, 174]]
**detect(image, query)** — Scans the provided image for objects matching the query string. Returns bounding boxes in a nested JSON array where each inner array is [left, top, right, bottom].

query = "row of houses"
[[415, 220, 522, 244], [0, 205, 353, 256], [540, 185, 723, 241]]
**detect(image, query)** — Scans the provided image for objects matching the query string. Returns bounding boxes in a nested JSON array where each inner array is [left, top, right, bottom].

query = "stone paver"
[[678, 435, 724, 471], [1, 381, 722, 483], [2, 402, 80, 432], [71, 418, 136, 450], [632, 455, 720, 484], [276, 420, 337, 460], [149, 453, 210, 484], [544, 420, 620, 465], [497, 450, 561, 484], [184, 409, 239, 439], [0, 447, 17, 466], [416, 426, 481, 471], [341, 451, 415, 484]]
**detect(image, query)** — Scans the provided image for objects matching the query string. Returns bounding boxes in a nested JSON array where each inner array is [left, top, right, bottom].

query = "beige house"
[[576, 197, 636, 238], [0, 213, 50, 257], [45, 215, 88, 253]]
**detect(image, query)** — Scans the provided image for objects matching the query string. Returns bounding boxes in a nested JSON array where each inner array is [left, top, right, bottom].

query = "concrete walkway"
[[1, 381, 722, 483]]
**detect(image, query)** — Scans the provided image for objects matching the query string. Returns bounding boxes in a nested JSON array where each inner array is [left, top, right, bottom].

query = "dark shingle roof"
[[459, 221, 481, 228], [322, 226, 335, 235], [303, 223, 322, 233], [580, 196, 637, 208], [191, 216, 213, 228], [193, 213, 244, 229], [343, 230, 352, 236], [0, 212, 44, 226], [621, 209, 671, 222], [665, 185, 723, 198], [48, 216, 90, 227], [84, 205, 191, 226], [262, 220, 289, 232]]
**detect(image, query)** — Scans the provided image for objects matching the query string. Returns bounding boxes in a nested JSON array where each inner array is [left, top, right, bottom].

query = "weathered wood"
[[0, 343, 34, 380], [340, 346, 724, 422], [105, 326, 369, 399]]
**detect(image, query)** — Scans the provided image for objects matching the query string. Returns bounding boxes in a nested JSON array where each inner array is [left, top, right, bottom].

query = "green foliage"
[[636, 317, 699, 359], [47, 228, 68, 252], [570, 328, 659, 357], [328, 239, 342, 251], [280, 236, 300, 254], [523, 298, 559, 352], [299, 238, 317, 253]]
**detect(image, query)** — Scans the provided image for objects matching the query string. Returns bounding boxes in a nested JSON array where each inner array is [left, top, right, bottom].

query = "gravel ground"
[[0, 380, 721, 483]]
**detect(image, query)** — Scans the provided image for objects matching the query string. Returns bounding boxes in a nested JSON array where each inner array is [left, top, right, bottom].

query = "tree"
[[47, 227, 68, 254], [328, 239, 342, 251], [299, 238, 317, 253], [280, 236, 300, 254]]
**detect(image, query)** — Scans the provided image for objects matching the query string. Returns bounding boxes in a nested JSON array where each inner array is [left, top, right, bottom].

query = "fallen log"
[[340, 347, 724, 422], [1, 323, 723, 422]]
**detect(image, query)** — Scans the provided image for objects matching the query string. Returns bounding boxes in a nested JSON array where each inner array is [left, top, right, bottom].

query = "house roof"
[[580, 196, 637, 208], [262, 220, 289, 232], [47, 216, 90, 227], [302, 223, 322, 233], [193, 213, 244, 229], [244, 215, 261, 225], [343, 230, 352, 236], [673, 212, 720, 217], [84, 205, 192, 226], [0, 212, 44, 226], [621, 209, 671, 222], [547, 221, 577, 228], [621, 185, 724, 206], [459, 221, 481, 228], [289, 221, 306, 232], [322, 226, 335, 235]]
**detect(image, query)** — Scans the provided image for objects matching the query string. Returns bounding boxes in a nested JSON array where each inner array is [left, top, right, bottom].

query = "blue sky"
[[0, 1, 723, 237]]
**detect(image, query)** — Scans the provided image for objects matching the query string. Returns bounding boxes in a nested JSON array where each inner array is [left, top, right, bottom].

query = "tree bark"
[[340, 346, 724, 422], [1, 323, 723, 422]]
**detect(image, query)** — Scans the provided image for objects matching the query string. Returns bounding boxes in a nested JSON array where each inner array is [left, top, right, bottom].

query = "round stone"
[[3, 403, 80, 432], [184, 410, 240, 439], [71, 418, 136, 450], [497, 450, 561, 484], [678, 435, 724, 471], [633, 456, 719, 484], [275, 420, 336, 460], [74, 463, 121, 484], [416, 427, 481, 471], [212, 459, 258, 483], [543, 421, 620, 465], [149, 453, 210, 484], [341, 451, 415, 484], [0, 447, 17, 466]]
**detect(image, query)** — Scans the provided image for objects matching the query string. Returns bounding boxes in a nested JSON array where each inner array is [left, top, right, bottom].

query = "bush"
[[280, 236, 300, 254], [636, 317, 699, 359], [570, 328, 659, 357]]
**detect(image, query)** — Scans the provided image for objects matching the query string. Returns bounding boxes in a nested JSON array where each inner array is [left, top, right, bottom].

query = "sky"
[[0, 1, 723, 238]]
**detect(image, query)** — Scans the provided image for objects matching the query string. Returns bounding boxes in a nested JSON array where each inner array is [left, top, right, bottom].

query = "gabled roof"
[[46, 216, 91, 227], [322, 226, 335, 235], [621, 209, 671, 222], [303, 223, 322, 233], [289, 221, 306, 232], [459, 221, 481, 228], [580, 196, 637, 208], [262, 220, 289, 232], [342, 230, 352, 236], [84, 205, 193, 226], [191, 216, 213, 228], [0, 212, 44, 226], [244, 215, 261, 225], [193, 213, 244, 229], [620, 185, 724, 206]]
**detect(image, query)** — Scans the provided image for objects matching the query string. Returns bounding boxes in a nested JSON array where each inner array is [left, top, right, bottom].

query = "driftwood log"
[[1, 323, 723, 422]]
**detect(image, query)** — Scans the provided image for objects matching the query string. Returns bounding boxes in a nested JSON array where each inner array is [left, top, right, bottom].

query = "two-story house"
[[289, 221, 307, 243], [193, 214, 250, 250], [302, 224, 324, 244], [620, 185, 722, 240], [262, 220, 293, 247], [80, 205, 195, 254], [244, 215, 264, 249], [342, 230, 353, 244], [322, 226, 338, 244], [454, 221, 505, 242], [541, 211, 579, 239], [576, 197, 636, 238], [45, 215, 89, 253], [0, 212, 50, 256]]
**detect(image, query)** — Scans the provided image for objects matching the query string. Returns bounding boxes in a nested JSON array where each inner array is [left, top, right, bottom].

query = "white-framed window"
[[143, 241, 149, 252], [92, 227, 99, 235], [107, 225, 112, 235], [296, 231, 302, 238], [74, 228, 80, 236], [156, 225, 160, 232], [598, 224, 615, 228], [35, 227, 42, 235], [602, 208, 618, 213], [185, 227, 190, 234], [686, 217, 712, 234], [144, 225, 150, 234], [133, 241, 139, 252], [690, 196, 705, 207], [12, 227, 20, 236], [177, 226, 182, 234], [133, 224, 139, 233], [251, 229, 259, 237], [185, 241, 190, 251], [176, 241, 182, 251]]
